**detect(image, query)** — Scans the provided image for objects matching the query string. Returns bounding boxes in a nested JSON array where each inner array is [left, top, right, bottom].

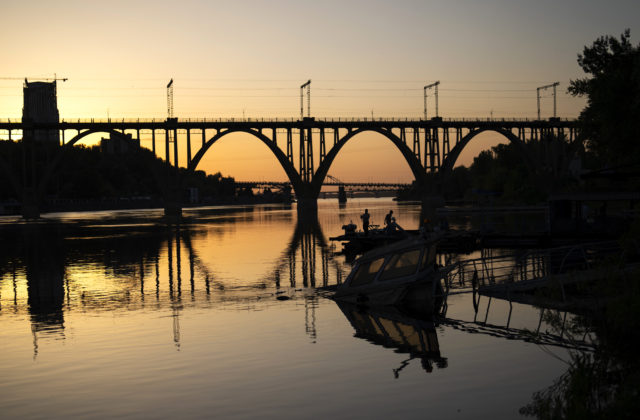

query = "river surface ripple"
[[0, 199, 570, 419]]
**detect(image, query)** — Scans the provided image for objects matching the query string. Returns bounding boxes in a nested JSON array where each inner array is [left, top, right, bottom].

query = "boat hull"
[[333, 235, 444, 311], [334, 274, 443, 308]]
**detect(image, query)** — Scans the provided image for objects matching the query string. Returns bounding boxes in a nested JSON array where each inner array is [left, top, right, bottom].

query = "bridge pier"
[[420, 194, 445, 227], [163, 186, 182, 219], [296, 195, 318, 217], [22, 203, 40, 220], [293, 182, 319, 218], [21, 188, 40, 220], [338, 185, 347, 203], [412, 179, 445, 227], [164, 201, 182, 218]]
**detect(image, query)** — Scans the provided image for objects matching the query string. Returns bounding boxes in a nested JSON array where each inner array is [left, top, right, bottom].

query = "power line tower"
[[423, 81, 440, 119], [167, 79, 174, 119], [536, 82, 559, 119], [164, 79, 181, 217], [300, 79, 311, 119], [166, 79, 177, 165]]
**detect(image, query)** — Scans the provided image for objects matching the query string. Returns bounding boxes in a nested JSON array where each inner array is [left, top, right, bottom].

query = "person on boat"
[[384, 210, 393, 227], [360, 209, 371, 236], [385, 217, 404, 234]]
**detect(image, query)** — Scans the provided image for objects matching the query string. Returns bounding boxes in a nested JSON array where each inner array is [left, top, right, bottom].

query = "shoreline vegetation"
[[0, 141, 293, 215], [516, 30, 640, 419]]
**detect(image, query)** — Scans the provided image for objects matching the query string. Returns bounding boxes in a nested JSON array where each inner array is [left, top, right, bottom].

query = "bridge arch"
[[440, 127, 534, 174], [311, 127, 425, 196], [189, 128, 304, 196], [36, 128, 133, 197], [63, 128, 127, 148]]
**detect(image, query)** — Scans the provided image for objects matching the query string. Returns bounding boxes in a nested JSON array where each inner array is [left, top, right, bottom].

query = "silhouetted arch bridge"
[[0, 117, 580, 217]]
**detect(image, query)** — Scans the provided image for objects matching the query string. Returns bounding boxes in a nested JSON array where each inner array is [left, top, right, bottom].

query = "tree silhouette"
[[569, 29, 640, 166]]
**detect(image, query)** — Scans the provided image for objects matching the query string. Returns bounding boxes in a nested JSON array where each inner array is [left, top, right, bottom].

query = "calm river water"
[[0, 199, 572, 419]]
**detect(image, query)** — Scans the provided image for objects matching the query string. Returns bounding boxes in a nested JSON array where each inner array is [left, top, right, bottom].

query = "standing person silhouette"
[[384, 210, 393, 227], [360, 209, 371, 236]]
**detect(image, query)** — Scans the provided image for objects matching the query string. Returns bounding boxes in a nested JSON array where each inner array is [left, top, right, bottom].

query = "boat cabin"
[[343, 238, 437, 290]]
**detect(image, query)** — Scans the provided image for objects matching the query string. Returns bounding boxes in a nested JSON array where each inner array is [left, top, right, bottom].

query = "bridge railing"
[[0, 116, 578, 124]]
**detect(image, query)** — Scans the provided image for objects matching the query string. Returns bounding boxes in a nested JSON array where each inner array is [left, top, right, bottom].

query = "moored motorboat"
[[333, 233, 444, 308]]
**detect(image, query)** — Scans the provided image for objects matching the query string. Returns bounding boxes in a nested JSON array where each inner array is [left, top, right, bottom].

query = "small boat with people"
[[329, 224, 418, 256], [333, 232, 445, 309], [329, 211, 416, 256]]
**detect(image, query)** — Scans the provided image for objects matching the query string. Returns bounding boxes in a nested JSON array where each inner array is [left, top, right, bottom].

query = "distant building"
[[22, 79, 60, 144], [100, 132, 140, 154]]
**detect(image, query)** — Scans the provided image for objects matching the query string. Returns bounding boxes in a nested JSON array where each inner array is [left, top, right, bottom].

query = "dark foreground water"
[[0, 199, 575, 419]]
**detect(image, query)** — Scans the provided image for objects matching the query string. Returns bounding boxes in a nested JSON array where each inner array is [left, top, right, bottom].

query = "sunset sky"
[[1, 0, 638, 182]]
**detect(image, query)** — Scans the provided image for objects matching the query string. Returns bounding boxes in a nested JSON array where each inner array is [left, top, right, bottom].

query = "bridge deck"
[[0, 117, 579, 130]]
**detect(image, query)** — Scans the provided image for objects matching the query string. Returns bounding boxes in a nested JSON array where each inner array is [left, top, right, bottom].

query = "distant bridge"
[[0, 117, 580, 216], [236, 181, 411, 189]]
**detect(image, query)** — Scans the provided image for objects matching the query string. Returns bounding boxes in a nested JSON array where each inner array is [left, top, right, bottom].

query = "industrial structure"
[[537, 82, 560, 120], [423, 81, 440, 120], [22, 79, 61, 144]]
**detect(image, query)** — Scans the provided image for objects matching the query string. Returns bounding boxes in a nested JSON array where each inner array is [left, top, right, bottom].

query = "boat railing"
[[441, 240, 628, 296], [441, 309, 596, 352]]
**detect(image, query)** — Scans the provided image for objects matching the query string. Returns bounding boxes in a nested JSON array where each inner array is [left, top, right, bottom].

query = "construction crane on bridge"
[[1, 75, 68, 95], [0, 75, 68, 83], [537, 82, 560, 120]]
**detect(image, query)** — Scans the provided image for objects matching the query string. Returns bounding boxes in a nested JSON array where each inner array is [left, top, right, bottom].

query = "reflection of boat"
[[335, 301, 447, 376], [333, 234, 444, 308]]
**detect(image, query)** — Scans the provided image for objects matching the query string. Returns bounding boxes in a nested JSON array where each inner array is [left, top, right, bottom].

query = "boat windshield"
[[379, 249, 421, 281], [350, 257, 385, 287]]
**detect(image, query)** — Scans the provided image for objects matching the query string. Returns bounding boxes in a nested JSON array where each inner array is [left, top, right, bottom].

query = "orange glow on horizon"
[[3, 0, 634, 180]]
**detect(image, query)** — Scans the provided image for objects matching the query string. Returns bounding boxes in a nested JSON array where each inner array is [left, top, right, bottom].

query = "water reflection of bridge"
[[269, 216, 345, 289], [0, 213, 597, 360], [0, 212, 349, 352]]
